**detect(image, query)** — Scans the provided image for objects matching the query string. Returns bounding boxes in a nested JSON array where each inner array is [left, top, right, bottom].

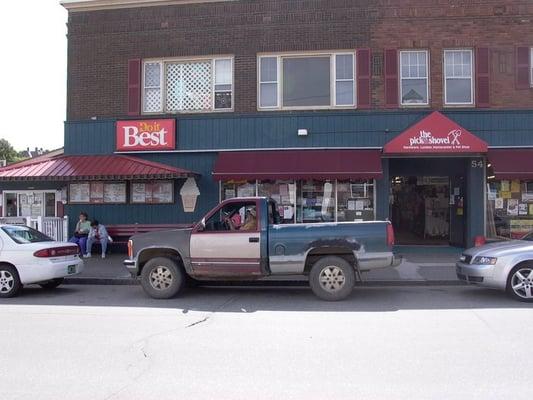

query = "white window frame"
[[399, 50, 429, 107], [257, 51, 357, 111], [2, 190, 58, 218], [142, 61, 163, 114], [142, 56, 234, 115], [443, 49, 474, 106]]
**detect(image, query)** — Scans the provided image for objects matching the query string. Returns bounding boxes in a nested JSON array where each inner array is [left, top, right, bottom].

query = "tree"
[[0, 139, 21, 163]]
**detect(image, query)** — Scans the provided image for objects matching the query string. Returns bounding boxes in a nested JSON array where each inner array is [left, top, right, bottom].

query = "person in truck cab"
[[241, 208, 257, 231], [224, 206, 257, 231]]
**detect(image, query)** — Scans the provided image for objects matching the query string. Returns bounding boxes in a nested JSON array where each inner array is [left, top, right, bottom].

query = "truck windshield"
[[2, 225, 54, 244]]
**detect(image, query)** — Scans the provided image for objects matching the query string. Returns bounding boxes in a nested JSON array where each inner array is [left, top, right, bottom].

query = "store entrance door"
[[391, 176, 451, 245]]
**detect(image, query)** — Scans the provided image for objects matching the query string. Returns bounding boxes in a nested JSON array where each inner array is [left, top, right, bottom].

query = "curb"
[[64, 277, 467, 287]]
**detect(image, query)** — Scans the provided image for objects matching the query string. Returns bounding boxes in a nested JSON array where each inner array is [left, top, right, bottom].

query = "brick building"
[[1, 0, 533, 247]]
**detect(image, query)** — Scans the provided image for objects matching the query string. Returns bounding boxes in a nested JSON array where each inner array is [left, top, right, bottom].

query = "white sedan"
[[0, 224, 84, 298]]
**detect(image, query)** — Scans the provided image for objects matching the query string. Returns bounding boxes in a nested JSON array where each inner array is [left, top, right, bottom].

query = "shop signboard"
[[383, 111, 487, 154], [116, 119, 176, 151]]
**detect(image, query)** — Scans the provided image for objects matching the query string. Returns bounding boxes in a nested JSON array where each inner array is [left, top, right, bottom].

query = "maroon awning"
[[489, 149, 533, 179], [212, 150, 383, 181], [0, 155, 198, 181]]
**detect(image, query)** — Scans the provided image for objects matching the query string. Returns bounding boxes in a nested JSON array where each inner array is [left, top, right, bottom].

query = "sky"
[[0, 1, 67, 152]]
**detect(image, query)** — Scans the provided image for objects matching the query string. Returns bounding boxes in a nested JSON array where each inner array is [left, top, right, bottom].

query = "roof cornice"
[[60, 0, 237, 12]]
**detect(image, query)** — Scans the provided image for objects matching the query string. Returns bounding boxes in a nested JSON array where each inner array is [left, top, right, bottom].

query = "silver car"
[[456, 232, 533, 302]]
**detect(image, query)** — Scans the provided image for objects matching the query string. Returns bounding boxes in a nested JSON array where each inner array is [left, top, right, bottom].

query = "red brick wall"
[[66, 0, 533, 120]]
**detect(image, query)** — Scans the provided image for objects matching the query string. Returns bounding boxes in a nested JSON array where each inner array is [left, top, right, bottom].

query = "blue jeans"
[[69, 236, 88, 255], [86, 236, 108, 255]]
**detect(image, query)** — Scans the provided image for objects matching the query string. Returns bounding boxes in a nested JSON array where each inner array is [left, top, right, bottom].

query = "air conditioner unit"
[[0, 160, 6, 167]]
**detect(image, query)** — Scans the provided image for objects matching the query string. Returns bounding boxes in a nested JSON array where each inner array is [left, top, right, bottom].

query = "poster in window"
[[500, 180, 510, 192], [350, 183, 366, 198], [104, 183, 126, 203], [495, 198, 504, 209], [507, 198, 519, 216], [69, 183, 90, 203], [90, 182, 104, 203], [519, 203, 528, 215], [152, 181, 173, 203], [131, 183, 146, 203]]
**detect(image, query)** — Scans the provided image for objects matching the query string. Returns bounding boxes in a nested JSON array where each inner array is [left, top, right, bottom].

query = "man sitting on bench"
[[85, 220, 111, 259]]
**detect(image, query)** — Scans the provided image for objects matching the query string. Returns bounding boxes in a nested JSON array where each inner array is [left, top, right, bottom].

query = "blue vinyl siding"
[[65, 109, 533, 155]]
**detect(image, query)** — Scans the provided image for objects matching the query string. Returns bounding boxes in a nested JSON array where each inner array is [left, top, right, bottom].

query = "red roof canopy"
[[488, 149, 533, 179], [383, 111, 488, 155], [0, 155, 198, 181], [212, 149, 383, 181]]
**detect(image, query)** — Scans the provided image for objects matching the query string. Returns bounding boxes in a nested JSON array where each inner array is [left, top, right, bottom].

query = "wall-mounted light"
[[487, 175, 495, 180], [298, 129, 308, 136]]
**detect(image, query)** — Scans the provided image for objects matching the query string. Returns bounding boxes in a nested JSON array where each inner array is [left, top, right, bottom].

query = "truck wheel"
[[141, 257, 185, 299], [309, 256, 355, 301], [0, 264, 21, 298]]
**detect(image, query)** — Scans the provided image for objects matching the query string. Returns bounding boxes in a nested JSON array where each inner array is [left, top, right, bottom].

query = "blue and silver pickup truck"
[[124, 197, 400, 301]]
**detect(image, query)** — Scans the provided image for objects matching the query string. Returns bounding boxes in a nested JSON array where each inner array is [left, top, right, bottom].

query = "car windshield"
[[2, 225, 54, 244], [522, 231, 533, 241]]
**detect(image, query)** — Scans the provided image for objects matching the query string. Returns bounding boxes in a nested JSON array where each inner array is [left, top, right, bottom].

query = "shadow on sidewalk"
[[2, 284, 531, 313]]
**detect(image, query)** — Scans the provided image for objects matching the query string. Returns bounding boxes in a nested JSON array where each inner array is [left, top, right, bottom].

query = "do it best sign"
[[116, 119, 176, 151]]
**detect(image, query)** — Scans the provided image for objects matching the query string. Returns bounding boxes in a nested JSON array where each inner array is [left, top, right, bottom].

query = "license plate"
[[67, 265, 77, 274]]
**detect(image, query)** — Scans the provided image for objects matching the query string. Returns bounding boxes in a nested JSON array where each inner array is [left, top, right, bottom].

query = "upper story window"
[[444, 49, 473, 105], [400, 50, 429, 106], [258, 52, 356, 110], [142, 57, 233, 114]]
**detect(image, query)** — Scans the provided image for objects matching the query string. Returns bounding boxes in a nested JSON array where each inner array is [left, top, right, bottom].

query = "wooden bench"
[[106, 223, 193, 245]]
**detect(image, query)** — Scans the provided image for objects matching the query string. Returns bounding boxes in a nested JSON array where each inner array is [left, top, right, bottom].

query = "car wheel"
[[309, 256, 355, 301], [141, 257, 185, 299], [507, 264, 533, 302], [0, 264, 21, 298], [39, 278, 64, 290]]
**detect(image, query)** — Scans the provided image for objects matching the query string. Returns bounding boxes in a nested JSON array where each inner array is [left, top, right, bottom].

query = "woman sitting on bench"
[[85, 220, 111, 259]]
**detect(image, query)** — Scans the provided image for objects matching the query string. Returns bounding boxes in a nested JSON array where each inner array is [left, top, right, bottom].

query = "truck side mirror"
[[197, 218, 206, 232]]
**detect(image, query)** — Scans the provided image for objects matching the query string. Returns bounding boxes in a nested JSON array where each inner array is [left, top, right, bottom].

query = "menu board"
[[69, 183, 90, 203], [104, 183, 127, 203], [90, 182, 104, 203], [131, 181, 173, 204]]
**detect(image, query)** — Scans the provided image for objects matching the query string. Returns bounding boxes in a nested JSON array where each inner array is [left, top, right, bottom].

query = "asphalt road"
[[1, 284, 532, 400]]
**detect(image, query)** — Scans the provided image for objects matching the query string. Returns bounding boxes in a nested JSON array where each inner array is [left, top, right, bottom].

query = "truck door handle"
[[249, 237, 259, 243]]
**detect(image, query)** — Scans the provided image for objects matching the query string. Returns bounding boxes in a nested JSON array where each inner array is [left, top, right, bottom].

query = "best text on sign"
[[116, 119, 176, 151]]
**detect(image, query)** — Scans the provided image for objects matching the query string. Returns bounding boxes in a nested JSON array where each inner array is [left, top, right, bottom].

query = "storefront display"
[[337, 181, 374, 222], [69, 182, 127, 204], [221, 179, 375, 223], [486, 180, 533, 239], [131, 181, 174, 204], [258, 180, 296, 223]]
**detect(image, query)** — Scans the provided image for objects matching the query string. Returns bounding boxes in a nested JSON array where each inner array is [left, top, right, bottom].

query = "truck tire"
[[141, 257, 185, 299], [309, 256, 355, 301]]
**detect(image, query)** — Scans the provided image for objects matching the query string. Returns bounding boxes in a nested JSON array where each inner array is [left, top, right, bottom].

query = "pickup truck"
[[124, 197, 400, 301]]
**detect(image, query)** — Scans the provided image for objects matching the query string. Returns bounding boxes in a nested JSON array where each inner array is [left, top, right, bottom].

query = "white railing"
[[37, 217, 69, 242], [0, 216, 69, 242]]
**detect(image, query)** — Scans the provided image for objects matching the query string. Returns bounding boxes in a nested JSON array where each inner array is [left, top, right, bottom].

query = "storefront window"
[[258, 180, 296, 223], [486, 179, 533, 239], [221, 179, 376, 224], [221, 181, 257, 200], [298, 180, 335, 223], [337, 180, 375, 222]]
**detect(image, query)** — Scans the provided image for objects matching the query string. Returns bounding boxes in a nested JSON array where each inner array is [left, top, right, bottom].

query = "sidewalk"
[[65, 246, 464, 286]]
